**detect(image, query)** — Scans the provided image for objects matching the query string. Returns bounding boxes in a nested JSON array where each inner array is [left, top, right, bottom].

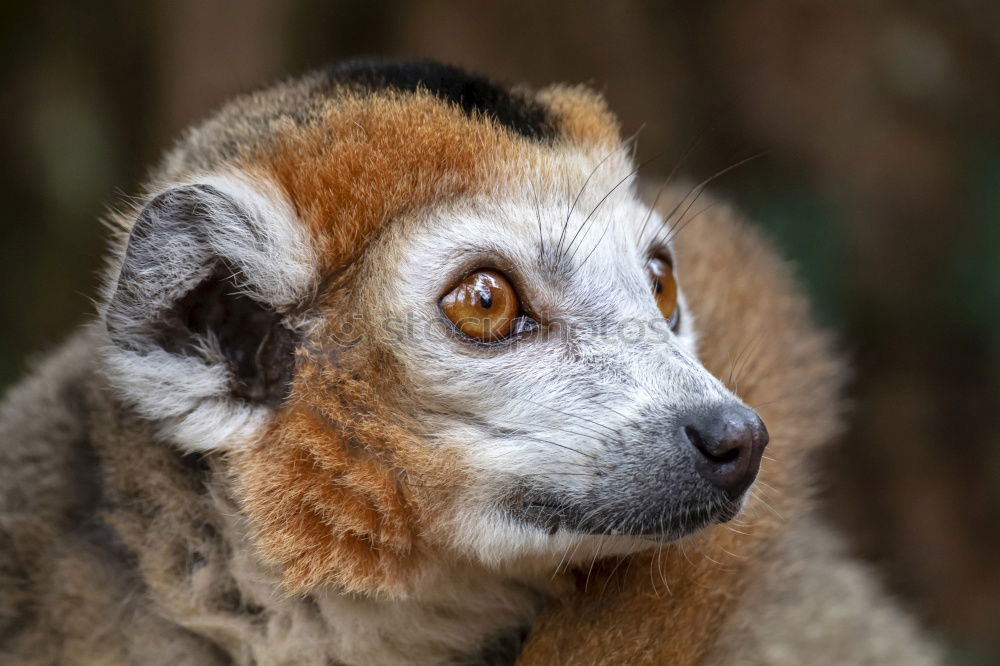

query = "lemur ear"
[[104, 177, 316, 451]]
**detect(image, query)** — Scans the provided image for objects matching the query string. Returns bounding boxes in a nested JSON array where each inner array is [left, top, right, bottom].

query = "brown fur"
[[0, 64, 938, 665], [252, 86, 617, 275]]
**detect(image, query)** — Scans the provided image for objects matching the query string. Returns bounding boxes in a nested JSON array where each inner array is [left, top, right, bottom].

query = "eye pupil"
[[653, 280, 663, 295], [479, 293, 492, 309]]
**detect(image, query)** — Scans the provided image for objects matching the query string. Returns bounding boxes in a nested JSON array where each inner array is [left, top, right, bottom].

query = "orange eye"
[[647, 256, 680, 330], [440, 269, 521, 342]]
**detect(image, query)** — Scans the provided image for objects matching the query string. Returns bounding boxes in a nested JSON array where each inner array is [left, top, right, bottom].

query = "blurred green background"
[[1, 1, 997, 662]]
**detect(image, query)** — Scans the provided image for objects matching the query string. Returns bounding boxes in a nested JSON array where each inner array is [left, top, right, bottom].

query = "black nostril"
[[682, 406, 768, 500], [684, 426, 741, 464]]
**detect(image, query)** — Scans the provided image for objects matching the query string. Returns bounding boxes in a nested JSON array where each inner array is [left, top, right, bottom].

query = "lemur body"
[[0, 61, 938, 664]]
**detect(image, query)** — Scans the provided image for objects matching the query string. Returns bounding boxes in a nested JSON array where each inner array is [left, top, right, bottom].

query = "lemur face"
[[364, 150, 767, 567], [102, 60, 766, 594]]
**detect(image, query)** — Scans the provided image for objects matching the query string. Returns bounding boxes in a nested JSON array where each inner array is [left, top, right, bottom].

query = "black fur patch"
[[324, 58, 556, 141]]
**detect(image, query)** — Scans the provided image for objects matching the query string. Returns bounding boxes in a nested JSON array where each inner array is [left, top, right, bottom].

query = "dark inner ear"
[[161, 262, 297, 408], [109, 184, 299, 410]]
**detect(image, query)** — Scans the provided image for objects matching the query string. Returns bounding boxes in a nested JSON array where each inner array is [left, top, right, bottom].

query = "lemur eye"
[[647, 256, 680, 330], [440, 270, 521, 342]]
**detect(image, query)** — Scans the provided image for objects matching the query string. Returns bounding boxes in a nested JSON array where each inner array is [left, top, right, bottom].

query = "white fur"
[[365, 144, 740, 568]]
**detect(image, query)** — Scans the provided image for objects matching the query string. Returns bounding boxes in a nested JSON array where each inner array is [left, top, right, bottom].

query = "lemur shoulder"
[[0, 60, 939, 665]]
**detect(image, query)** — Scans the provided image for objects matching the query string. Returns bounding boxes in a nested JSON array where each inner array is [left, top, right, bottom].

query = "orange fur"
[[251, 88, 617, 275], [231, 332, 459, 595], [537, 85, 620, 146]]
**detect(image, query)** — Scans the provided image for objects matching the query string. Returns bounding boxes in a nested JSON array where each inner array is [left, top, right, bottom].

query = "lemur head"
[[101, 60, 767, 595]]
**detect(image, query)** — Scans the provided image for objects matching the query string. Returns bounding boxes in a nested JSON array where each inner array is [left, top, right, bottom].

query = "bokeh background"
[[1, 1, 997, 662]]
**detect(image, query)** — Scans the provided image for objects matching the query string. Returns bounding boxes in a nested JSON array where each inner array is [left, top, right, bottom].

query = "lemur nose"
[[683, 406, 768, 500]]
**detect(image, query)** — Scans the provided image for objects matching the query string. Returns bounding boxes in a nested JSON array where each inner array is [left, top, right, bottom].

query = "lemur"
[[0, 60, 938, 665]]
